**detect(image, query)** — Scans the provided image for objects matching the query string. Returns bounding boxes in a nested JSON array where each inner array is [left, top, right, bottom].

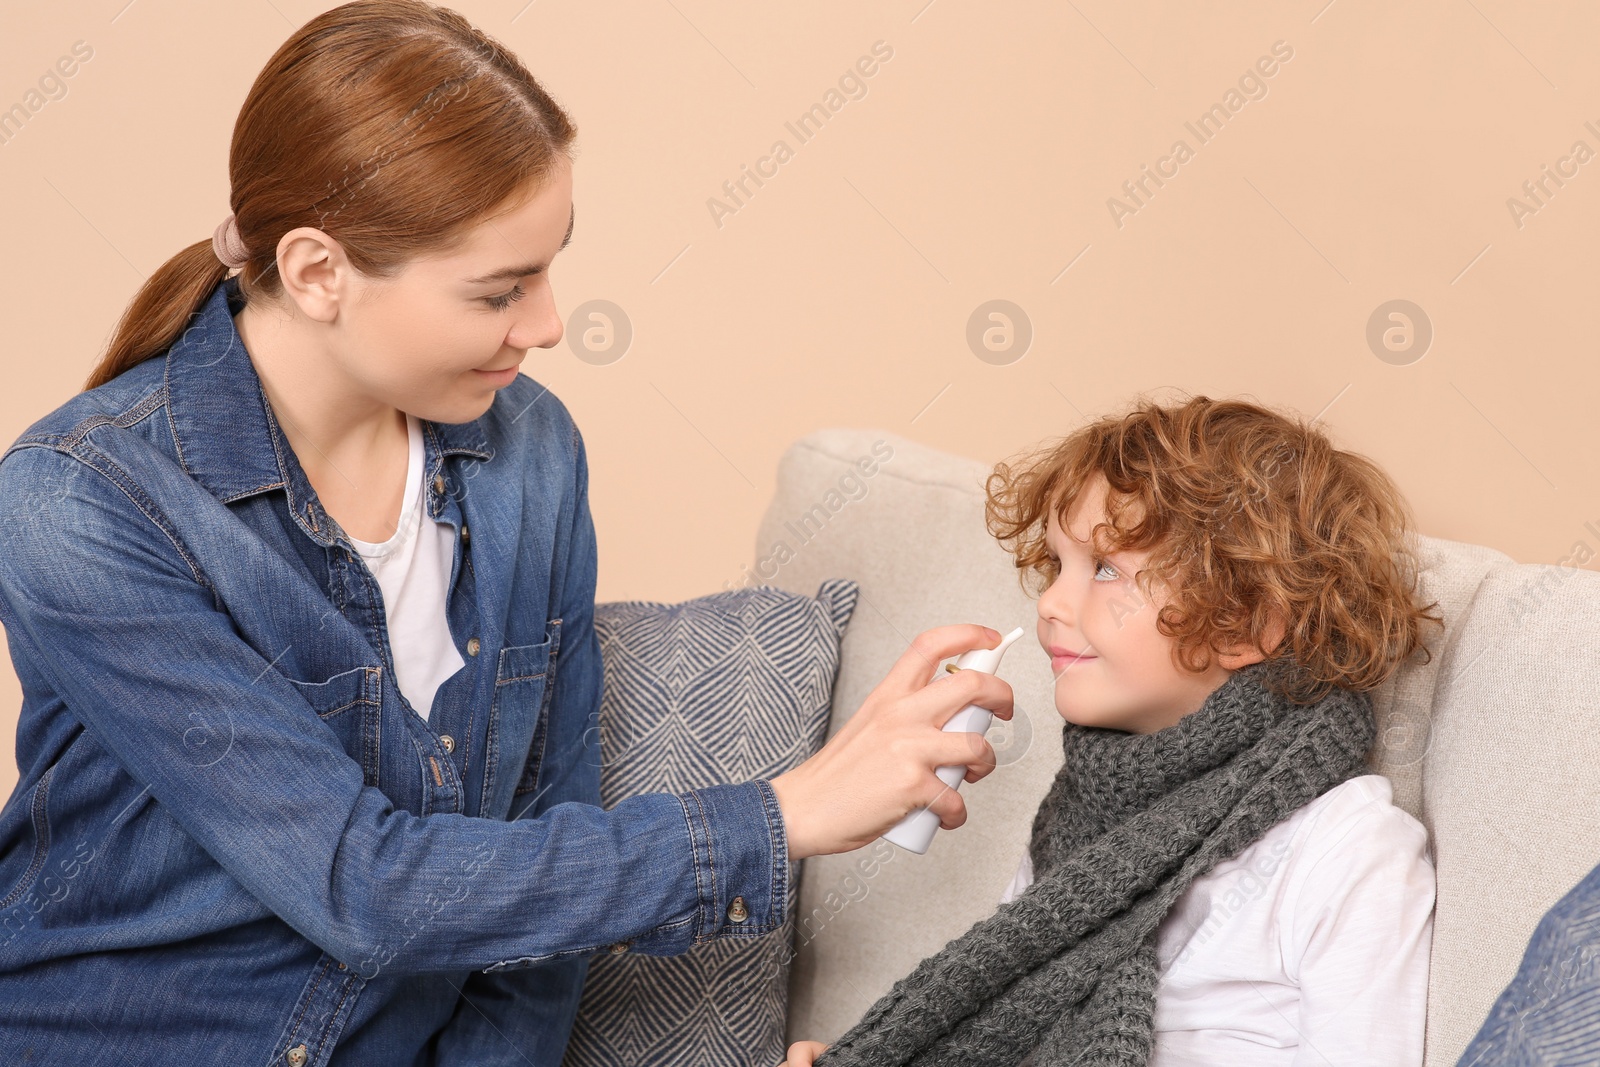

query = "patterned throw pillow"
[[561, 579, 861, 1067]]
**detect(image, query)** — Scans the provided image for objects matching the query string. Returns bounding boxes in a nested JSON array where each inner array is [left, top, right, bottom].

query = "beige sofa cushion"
[[758, 427, 1600, 1067], [1420, 564, 1600, 1057]]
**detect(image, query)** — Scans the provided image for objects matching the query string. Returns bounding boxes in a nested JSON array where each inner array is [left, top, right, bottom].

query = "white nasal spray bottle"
[[882, 625, 1027, 855]]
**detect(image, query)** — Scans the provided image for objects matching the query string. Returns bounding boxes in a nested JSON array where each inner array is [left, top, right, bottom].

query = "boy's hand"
[[779, 1040, 829, 1065]]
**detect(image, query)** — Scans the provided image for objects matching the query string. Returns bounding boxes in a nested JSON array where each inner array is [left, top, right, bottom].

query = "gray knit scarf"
[[813, 658, 1376, 1067]]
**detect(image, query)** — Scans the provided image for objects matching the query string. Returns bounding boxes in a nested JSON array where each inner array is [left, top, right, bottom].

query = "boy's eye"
[[1092, 558, 1120, 581], [484, 283, 527, 311]]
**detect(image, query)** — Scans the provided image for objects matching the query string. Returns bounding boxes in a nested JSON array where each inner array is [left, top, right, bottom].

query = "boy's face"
[[1034, 474, 1264, 734]]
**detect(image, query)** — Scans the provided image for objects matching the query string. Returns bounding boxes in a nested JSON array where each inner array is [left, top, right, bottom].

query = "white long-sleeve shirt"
[[1000, 774, 1435, 1065]]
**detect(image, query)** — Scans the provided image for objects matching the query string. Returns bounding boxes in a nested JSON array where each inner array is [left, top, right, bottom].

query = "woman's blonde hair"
[[985, 394, 1445, 704], [85, 0, 577, 391]]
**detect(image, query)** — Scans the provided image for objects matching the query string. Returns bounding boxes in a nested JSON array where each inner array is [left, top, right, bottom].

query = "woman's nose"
[[508, 284, 563, 350]]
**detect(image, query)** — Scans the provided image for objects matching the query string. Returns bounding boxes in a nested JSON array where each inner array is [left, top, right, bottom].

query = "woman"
[[0, 3, 1012, 1063]]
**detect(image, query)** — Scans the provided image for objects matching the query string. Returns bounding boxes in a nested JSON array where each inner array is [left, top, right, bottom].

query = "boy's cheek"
[[1051, 677, 1122, 728]]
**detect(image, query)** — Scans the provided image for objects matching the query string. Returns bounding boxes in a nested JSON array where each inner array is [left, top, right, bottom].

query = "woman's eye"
[[484, 283, 526, 311]]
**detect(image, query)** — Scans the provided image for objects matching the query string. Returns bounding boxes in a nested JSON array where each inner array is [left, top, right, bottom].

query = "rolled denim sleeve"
[[0, 440, 789, 983], [670, 778, 791, 946]]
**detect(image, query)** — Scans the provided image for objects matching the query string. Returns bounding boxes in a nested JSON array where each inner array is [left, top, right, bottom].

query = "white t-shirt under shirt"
[[345, 413, 465, 723], [1000, 774, 1435, 1066]]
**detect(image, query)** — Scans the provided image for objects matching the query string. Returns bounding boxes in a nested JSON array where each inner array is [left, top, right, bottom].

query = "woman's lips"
[[473, 365, 518, 386]]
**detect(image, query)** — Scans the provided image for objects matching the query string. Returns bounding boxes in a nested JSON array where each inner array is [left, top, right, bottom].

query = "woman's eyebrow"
[[464, 204, 575, 285]]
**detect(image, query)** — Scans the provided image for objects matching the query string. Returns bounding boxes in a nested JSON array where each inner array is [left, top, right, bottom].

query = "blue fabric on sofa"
[[1455, 854, 1600, 1065]]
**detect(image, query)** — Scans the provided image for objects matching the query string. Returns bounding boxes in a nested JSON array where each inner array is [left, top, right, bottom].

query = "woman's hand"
[[769, 624, 1015, 860], [780, 1040, 830, 1065]]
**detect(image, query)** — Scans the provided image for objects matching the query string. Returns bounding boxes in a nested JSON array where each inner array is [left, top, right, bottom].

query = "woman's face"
[[271, 156, 575, 426]]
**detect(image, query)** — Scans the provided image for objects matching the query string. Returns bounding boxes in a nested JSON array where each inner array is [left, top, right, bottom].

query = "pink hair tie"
[[212, 213, 249, 269]]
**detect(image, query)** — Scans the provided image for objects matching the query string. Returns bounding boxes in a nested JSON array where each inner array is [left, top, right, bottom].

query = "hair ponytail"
[[83, 0, 578, 393], [85, 243, 233, 391]]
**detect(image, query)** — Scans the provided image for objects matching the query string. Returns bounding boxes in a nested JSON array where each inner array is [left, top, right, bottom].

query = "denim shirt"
[[0, 274, 790, 1065]]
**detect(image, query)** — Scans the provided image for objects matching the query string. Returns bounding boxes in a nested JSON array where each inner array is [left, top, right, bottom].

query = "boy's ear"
[[1216, 611, 1288, 671]]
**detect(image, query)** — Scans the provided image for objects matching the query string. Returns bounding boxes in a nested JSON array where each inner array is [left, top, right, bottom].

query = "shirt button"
[[727, 896, 748, 923], [286, 1045, 309, 1067], [461, 524, 471, 546], [439, 734, 455, 753], [608, 941, 630, 954], [433, 474, 446, 495], [466, 637, 480, 656]]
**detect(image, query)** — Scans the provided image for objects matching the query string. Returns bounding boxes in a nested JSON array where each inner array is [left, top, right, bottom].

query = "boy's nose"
[[1036, 578, 1076, 626]]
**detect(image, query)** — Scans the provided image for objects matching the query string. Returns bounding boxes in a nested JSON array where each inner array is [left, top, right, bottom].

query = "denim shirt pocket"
[[0, 762, 57, 919], [486, 620, 562, 814], [282, 665, 384, 788]]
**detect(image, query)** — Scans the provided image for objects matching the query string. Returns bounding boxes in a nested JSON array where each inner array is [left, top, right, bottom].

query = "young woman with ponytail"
[[0, 3, 1013, 1062]]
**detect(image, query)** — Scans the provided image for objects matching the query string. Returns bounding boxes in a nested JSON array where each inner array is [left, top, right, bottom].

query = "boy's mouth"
[[1048, 646, 1098, 672]]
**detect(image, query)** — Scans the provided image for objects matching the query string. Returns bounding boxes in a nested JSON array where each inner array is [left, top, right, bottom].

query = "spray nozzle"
[[944, 625, 1028, 676]]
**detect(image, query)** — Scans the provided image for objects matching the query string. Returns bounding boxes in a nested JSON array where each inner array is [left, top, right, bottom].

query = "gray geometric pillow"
[[561, 579, 860, 1067]]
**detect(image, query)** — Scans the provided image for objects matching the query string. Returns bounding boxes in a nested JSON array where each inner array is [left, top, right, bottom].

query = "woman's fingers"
[[938, 725, 999, 783], [880, 624, 1004, 693], [902, 665, 1015, 727], [780, 1040, 829, 1066], [769, 624, 1018, 859], [923, 779, 968, 830], [920, 730, 1003, 827]]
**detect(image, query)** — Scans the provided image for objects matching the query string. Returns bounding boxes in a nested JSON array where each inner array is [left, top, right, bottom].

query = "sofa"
[[756, 427, 1600, 1066]]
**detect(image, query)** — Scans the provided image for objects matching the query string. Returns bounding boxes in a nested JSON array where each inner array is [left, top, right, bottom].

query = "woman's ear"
[[1215, 611, 1288, 671]]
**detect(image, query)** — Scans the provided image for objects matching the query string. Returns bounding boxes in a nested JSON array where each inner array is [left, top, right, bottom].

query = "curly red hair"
[[985, 394, 1445, 704]]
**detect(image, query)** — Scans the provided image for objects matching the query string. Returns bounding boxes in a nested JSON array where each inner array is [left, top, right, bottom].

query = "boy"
[[785, 395, 1442, 1066]]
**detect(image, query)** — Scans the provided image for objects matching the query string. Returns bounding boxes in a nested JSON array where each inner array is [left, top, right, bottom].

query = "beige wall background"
[[2, 0, 1597, 795]]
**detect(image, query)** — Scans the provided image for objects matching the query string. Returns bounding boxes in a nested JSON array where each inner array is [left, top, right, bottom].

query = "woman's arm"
[[0, 441, 783, 979]]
